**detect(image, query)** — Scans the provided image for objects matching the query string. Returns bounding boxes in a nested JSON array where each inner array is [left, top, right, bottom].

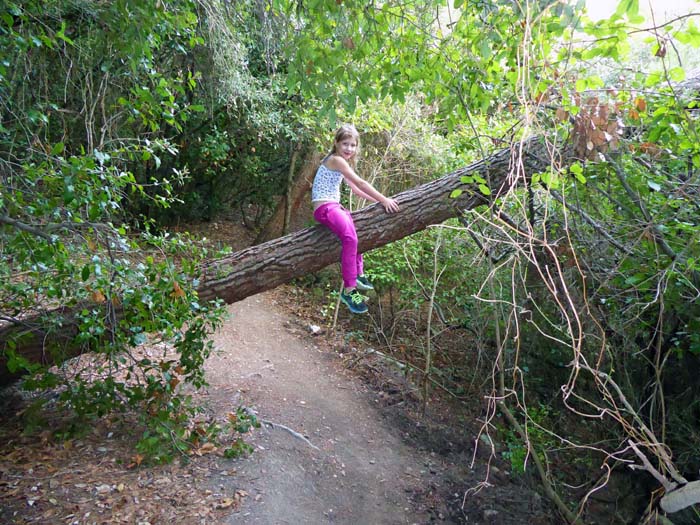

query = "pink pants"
[[313, 202, 363, 288]]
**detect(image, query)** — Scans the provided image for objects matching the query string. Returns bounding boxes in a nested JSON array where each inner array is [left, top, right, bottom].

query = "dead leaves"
[[655, 42, 667, 58], [127, 453, 144, 469], [555, 107, 569, 123], [87, 286, 107, 303], [215, 489, 248, 510], [571, 97, 625, 160], [555, 88, 667, 163], [171, 280, 186, 299], [194, 442, 218, 456], [634, 96, 647, 113], [0, 425, 240, 524]]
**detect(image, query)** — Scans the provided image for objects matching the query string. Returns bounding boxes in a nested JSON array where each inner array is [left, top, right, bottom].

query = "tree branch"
[[0, 214, 55, 241], [549, 189, 633, 255]]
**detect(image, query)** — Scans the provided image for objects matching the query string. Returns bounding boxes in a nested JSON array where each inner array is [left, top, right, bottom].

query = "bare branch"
[[0, 213, 55, 241], [627, 440, 677, 492], [549, 189, 633, 255]]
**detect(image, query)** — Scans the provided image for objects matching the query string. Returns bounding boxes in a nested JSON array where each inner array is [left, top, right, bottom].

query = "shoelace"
[[349, 292, 365, 304]]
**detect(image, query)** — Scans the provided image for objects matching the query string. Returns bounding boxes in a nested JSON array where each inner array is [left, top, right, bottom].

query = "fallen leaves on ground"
[[0, 403, 249, 524]]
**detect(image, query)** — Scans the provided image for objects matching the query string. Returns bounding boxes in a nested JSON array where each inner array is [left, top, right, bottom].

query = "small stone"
[[484, 509, 499, 521], [308, 324, 322, 335]]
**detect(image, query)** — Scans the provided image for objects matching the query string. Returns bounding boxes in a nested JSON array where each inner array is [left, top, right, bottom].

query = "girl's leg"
[[356, 251, 364, 278], [314, 203, 359, 288], [343, 207, 364, 279]]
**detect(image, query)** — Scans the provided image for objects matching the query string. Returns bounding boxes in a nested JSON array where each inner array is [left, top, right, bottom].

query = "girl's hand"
[[382, 198, 400, 213]]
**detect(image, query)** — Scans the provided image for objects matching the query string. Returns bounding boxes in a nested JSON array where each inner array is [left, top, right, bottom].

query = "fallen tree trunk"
[[660, 480, 700, 514], [198, 135, 560, 304], [0, 136, 563, 385]]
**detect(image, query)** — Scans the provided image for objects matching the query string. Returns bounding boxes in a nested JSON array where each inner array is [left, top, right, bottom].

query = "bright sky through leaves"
[[586, 0, 699, 21]]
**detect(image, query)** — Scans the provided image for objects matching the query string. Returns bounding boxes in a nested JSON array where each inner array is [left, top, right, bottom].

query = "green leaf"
[[6, 350, 35, 374], [450, 189, 463, 199], [648, 125, 664, 142], [645, 70, 662, 87], [64, 185, 75, 205], [569, 163, 586, 183], [51, 142, 65, 155], [478, 184, 491, 196], [647, 180, 661, 192], [56, 21, 74, 45], [669, 67, 685, 82], [615, 0, 639, 18], [676, 21, 700, 47]]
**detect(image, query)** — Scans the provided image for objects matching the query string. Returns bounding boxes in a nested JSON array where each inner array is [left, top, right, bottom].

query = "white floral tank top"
[[311, 163, 344, 203]]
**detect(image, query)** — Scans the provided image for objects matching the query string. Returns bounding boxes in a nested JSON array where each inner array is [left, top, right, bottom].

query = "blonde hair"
[[329, 123, 360, 169]]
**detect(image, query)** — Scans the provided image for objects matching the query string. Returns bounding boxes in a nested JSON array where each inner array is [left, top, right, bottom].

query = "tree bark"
[[660, 480, 700, 514], [0, 136, 564, 385]]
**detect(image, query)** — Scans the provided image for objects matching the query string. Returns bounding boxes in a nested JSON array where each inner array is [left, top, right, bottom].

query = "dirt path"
[[203, 292, 438, 524]]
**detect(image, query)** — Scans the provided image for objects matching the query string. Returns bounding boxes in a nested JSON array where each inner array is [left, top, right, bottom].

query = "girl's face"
[[335, 136, 358, 161]]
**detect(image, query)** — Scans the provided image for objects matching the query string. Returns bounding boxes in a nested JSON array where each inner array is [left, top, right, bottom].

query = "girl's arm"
[[327, 156, 400, 213], [346, 179, 377, 203]]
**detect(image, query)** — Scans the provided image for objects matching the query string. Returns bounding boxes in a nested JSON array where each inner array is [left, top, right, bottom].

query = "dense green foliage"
[[3, 0, 700, 520], [0, 0, 267, 460]]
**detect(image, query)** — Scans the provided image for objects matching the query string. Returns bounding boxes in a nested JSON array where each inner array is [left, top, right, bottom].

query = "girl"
[[312, 124, 400, 314]]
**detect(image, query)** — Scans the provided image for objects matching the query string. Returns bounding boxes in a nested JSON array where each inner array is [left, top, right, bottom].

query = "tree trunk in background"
[[283, 147, 299, 235], [254, 148, 320, 244], [0, 136, 566, 385]]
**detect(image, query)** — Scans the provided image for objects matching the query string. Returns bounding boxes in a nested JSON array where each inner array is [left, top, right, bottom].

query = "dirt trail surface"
[[204, 292, 437, 524]]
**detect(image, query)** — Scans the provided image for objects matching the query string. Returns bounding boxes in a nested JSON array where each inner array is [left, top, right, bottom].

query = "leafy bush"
[[0, 0, 244, 462]]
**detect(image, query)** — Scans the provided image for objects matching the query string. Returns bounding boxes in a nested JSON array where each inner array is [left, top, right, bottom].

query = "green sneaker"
[[340, 289, 368, 314], [356, 275, 374, 292]]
